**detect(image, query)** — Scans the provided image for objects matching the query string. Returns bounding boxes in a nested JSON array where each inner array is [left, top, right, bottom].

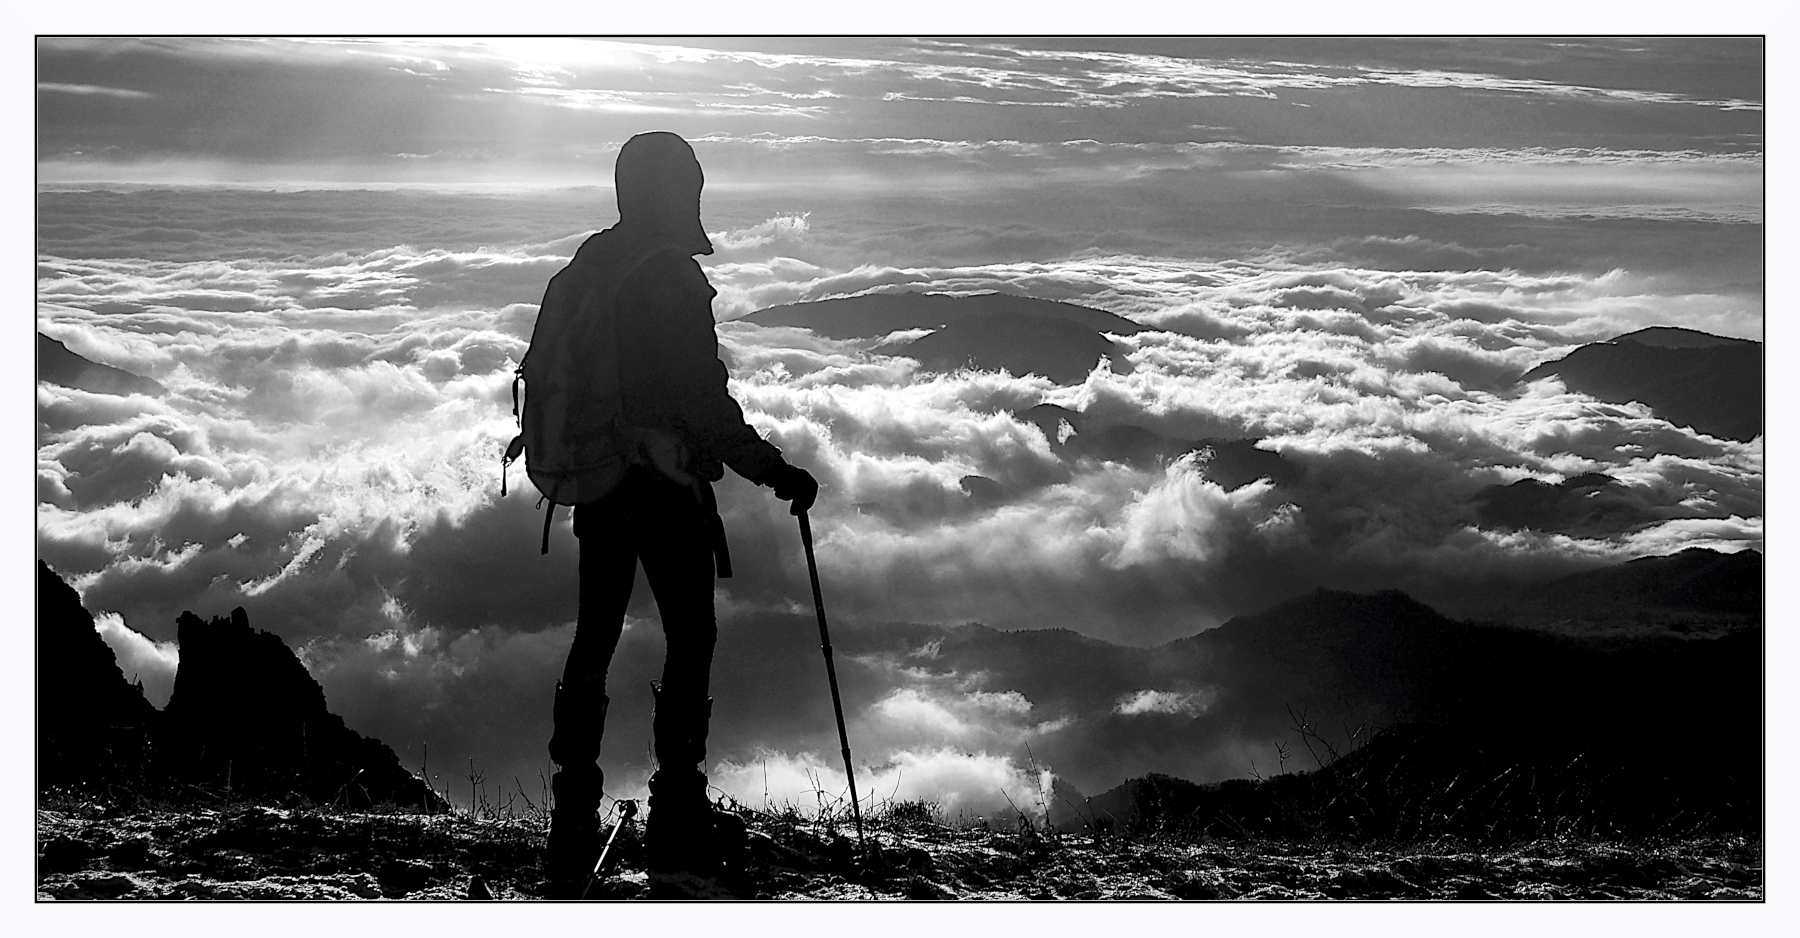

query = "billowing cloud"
[[711, 748, 1051, 825], [1115, 688, 1218, 716], [41, 195, 1761, 647]]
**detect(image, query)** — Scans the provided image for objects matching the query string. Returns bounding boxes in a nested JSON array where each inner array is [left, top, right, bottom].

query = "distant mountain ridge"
[[743, 291, 1143, 384], [1496, 546, 1760, 637], [903, 311, 1130, 383], [707, 546, 1758, 804], [1520, 326, 1761, 441], [742, 290, 1146, 338], [1471, 471, 1655, 538], [1611, 326, 1755, 349], [1017, 584, 1757, 838]]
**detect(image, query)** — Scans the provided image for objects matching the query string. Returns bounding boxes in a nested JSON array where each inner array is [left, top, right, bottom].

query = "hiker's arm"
[[623, 253, 786, 483]]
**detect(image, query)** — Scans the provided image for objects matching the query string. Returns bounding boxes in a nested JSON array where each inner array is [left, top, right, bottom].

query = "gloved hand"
[[767, 463, 818, 516]]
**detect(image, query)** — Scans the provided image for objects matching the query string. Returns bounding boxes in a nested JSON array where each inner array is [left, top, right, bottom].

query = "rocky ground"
[[35, 798, 1763, 901]]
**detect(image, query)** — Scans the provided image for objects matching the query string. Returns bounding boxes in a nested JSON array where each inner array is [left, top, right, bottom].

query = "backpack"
[[503, 235, 701, 554]]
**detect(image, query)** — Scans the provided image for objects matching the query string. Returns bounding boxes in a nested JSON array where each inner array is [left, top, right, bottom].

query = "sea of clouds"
[[37, 184, 1761, 813]]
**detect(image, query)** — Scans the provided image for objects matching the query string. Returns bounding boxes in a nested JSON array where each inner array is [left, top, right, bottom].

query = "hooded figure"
[[543, 131, 817, 899]]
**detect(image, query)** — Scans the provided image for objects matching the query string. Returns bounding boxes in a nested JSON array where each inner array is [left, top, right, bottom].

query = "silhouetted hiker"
[[536, 131, 818, 899]]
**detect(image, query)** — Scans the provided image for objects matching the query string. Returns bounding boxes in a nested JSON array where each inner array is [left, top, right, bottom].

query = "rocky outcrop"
[[159, 607, 444, 809], [37, 562, 443, 810], [38, 561, 157, 790]]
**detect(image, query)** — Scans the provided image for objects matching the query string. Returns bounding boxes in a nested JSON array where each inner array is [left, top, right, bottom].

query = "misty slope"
[[1080, 718, 1757, 844], [726, 552, 1759, 802], [1008, 586, 1760, 842], [1495, 546, 1761, 637], [1520, 327, 1761, 441], [38, 333, 165, 396], [742, 290, 1146, 339]]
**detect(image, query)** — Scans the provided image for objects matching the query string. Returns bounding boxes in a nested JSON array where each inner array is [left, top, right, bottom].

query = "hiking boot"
[[643, 780, 750, 899], [544, 680, 608, 899], [642, 686, 749, 897], [545, 764, 603, 898]]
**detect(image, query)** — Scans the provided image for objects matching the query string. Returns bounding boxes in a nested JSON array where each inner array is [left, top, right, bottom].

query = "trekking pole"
[[580, 799, 637, 900], [798, 510, 866, 851]]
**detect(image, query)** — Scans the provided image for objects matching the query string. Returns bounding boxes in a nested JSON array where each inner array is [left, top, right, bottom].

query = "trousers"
[[548, 466, 719, 771]]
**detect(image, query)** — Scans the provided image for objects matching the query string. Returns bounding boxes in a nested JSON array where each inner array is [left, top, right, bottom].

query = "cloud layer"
[[36, 38, 1760, 807], [38, 182, 1760, 807]]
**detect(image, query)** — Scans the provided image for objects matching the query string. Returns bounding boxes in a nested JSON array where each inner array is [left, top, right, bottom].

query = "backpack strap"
[[511, 365, 523, 424], [539, 478, 563, 555], [500, 436, 524, 498]]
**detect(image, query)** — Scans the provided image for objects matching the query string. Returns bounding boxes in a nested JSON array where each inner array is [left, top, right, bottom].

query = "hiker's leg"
[[545, 490, 639, 896], [638, 478, 718, 759], [637, 478, 729, 879], [562, 492, 639, 690], [551, 493, 637, 768]]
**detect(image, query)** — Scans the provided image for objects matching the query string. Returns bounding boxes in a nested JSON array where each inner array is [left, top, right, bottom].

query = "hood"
[[611, 131, 714, 257]]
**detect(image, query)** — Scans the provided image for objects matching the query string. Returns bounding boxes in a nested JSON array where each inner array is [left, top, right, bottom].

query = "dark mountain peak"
[[1470, 471, 1654, 537], [167, 607, 330, 722], [1183, 587, 1487, 661], [1500, 546, 1763, 636], [1260, 587, 1446, 624], [902, 310, 1128, 384], [38, 561, 154, 715], [38, 332, 165, 396], [1010, 402, 1300, 488], [1014, 402, 1085, 438], [1519, 331, 1761, 441], [1190, 438, 1301, 490], [1615, 326, 1757, 349], [743, 290, 1145, 340], [940, 620, 1118, 651], [1561, 471, 1616, 489], [154, 606, 443, 808], [959, 474, 1009, 507], [1604, 545, 1753, 580], [38, 561, 157, 788], [1189, 588, 1456, 653]]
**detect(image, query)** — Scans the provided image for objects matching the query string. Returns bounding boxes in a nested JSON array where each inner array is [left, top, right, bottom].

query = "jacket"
[[563, 226, 785, 487]]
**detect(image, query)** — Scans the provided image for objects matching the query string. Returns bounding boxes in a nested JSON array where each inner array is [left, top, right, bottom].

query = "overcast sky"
[[35, 37, 1764, 811]]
